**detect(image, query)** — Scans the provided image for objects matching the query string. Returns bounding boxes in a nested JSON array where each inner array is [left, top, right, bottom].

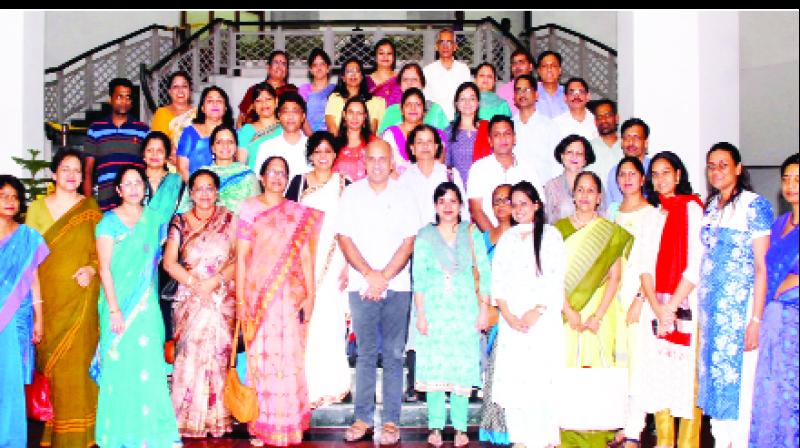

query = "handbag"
[[25, 371, 54, 421], [467, 224, 499, 327], [223, 319, 258, 423], [558, 334, 628, 431]]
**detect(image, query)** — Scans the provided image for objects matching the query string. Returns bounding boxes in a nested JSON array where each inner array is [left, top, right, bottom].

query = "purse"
[[25, 371, 54, 421], [467, 224, 499, 327], [223, 319, 258, 423]]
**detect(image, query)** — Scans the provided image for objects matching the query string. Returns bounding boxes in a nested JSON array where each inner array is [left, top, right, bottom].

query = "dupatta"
[[241, 200, 322, 343], [555, 217, 633, 312], [655, 194, 703, 294], [0, 226, 49, 333]]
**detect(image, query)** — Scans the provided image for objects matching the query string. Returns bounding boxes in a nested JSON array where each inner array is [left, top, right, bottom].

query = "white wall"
[[739, 11, 799, 166], [44, 11, 180, 68]]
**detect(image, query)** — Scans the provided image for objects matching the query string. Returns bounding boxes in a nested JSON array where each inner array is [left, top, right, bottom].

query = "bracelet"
[[751, 315, 761, 324]]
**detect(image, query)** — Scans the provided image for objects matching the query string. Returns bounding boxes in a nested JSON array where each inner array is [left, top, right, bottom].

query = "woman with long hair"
[[236, 156, 322, 446], [285, 131, 352, 408], [298, 48, 336, 135], [165, 169, 237, 438], [555, 171, 632, 447], [367, 38, 401, 106], [325, 57, 385, 135], [332, 97, 373, 182], [698, 142, 773, 448], [0, 176, 48, 448], [238, 83, 283, 171], [444, 81, 492, 184], [176, 85, 235, 181], [623, 151, 704, 448], [749, 153, 799, 447], [25, 149, 102, 447], [491, 180, 566, 448], [150, 71, 196, 157], [412, 182, 489, 448], [94, 165, 180, 447]]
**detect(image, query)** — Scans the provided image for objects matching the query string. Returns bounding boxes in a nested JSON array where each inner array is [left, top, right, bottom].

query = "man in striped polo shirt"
[[82, 77, 149, 211]]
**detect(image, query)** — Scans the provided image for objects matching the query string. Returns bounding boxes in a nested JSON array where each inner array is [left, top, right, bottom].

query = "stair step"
[[310, 400, 482, 428]]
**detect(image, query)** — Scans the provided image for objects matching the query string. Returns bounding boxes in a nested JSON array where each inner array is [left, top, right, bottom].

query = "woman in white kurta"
[[491, 180, 566, 448], [635, 152, 705, 448], [285, 131, 351, 408]]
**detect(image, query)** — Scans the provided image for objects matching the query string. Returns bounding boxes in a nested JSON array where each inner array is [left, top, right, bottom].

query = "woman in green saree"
[[94, 166, 180, 447], [25, 149, 102, 448], [554, 171, 632, 448]]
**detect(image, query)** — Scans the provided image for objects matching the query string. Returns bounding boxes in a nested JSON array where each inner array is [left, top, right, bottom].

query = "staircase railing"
[[44, 24, 179, 123], [140, 17, 527, 120], [524, 23, 618, 101]]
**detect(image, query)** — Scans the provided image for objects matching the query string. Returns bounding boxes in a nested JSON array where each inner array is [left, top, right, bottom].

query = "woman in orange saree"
[[25, 149, 102, 447], [236, 155, 322, 447]]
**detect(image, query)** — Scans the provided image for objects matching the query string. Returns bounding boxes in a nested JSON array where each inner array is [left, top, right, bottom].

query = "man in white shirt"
[[423, 28, 472, 121], [511, 74, 562, 184], [255, 91, 310, 178], [467, 115, 545, 231], [553, 77, 600, 141], [588, 98, 623, 179], [496, 48, 534, 117], [337, 139, 420, 444]]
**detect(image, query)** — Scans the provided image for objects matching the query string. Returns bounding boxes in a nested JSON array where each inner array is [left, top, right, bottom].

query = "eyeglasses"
[[492, 197, 511, 206], [344, 68, 361, 75], [265, 169, 288, 179], [514, 87, 533, 94], [567, 88, 587, 96], [437, 39, 455, 47]]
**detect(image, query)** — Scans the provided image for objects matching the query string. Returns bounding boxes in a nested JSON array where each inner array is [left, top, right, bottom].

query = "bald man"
[[336, 139, 421, 443]]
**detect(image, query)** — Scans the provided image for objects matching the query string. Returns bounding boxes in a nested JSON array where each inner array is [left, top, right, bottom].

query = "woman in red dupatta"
[[236, 156, 322, 447]]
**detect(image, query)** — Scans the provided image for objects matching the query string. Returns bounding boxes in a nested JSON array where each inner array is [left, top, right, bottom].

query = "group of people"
[[1, 27, 797, 448]]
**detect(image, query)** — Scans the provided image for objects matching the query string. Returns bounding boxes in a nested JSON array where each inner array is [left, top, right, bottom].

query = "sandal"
[[427, 429, 443, 447], [454, 431, 470, 447], [249, 438, 264, 447], [379, 422, 401, 446], [344, 419, 373, 443]]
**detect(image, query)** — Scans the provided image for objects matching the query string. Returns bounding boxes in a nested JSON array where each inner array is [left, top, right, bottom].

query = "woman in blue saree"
[[0, 176, 49, 448], [94, 165, 182, 447], [749, 153, 799, 447]]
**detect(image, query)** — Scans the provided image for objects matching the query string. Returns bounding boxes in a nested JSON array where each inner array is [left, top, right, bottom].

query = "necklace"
[[192, 206, 215, 223], [572, 212, 597, 228]]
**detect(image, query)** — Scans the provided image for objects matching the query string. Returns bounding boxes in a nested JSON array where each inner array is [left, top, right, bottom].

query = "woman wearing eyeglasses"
[[236, 156, 323, 446], [543, 134, 596, 224]]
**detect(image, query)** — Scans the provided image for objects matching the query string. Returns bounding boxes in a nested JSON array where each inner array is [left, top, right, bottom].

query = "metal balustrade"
[[43, 25, 178, 123], [526, 23, 618, 101]]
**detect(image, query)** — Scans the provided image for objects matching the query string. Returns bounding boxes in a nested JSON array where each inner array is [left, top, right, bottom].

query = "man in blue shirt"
[[535, 51, 568, 119], [605, 117, 652, 205]]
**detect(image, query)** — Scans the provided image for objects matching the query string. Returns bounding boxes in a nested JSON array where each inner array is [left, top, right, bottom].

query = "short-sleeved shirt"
[[254, 133, 310, 180], [496, 80, 518, 117], [553, 109, 600, 141], [422, 60, 472, 121], [83, 116, 149, 211], [535, 82, 568, 119], [398, 162, 469, 229], [512, 112, 562, 183], [325, 92, 386, 130], [298, 83, 335, 132], [588, 137, 623, 182], [336, 178, 421, 292], [176, 125, 211, 176], [467, 154, 545, 228]]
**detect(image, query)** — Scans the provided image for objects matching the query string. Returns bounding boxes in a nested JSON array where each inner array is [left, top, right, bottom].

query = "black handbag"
[[160, 214, 184, 302]]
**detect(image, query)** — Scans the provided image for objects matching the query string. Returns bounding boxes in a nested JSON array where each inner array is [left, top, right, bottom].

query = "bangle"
[[186, 275, 194, 286], [32, 299, 43, 304], [751, 315, 761, 324], [110, 309, 121, 315]]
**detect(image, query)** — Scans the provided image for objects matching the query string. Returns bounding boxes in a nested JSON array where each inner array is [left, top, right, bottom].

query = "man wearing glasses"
[[423, 28, 472, 121], [511, 74, 561, 183], [535, 50, 568, 119], [554, 77, 600, 141]]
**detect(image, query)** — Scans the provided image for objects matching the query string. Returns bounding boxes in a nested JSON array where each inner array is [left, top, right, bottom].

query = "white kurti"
[[636, 200, 704, 419], [491, 224, 566, 447], [300, 173, 351, 407]]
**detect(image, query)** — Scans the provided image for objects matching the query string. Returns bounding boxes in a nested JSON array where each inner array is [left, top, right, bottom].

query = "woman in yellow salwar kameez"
[[25, 149, 102, 447], [554, 171, 632, 448]]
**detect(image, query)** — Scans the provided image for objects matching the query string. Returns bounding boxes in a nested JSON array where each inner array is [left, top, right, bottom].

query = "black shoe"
[[403, 388, 418, 402]]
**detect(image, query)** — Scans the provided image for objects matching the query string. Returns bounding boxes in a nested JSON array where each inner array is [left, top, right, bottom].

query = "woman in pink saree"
[[236, 155, 323, 446]]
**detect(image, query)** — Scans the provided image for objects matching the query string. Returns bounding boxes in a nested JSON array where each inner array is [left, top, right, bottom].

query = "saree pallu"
[[28, 197, 102, 448], [749, 212, 799, 447], [238, 199, 322, 446], [168, 107, 197, 150], [0, 225, 49, 448], [299, 174, 352, 408], [176, 162, 259, 215], [94, 195, 181, 447], [170, 208, 236, 437], [554, 217, 632, 368], [367, 75, 401, 106]]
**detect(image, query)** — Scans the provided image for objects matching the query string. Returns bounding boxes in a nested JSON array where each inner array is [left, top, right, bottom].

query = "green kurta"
[[377, 102, 450, 135], [411, 222, 491, 396], [478, 92, 512, 121]]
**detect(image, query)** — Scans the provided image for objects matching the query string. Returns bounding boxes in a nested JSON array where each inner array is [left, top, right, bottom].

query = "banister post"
[[191, 42, 200, 86], [84, 54, 95, 110], [117, 40, 127, 78], [274, 26, 285, 51], [212, 22, 221, 75], [150, 28, 160, 65], [323, 27, 335, 65], [423, 26, 435, 66], [56, 71, 65, 124], [228, 27, 237, 72]]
